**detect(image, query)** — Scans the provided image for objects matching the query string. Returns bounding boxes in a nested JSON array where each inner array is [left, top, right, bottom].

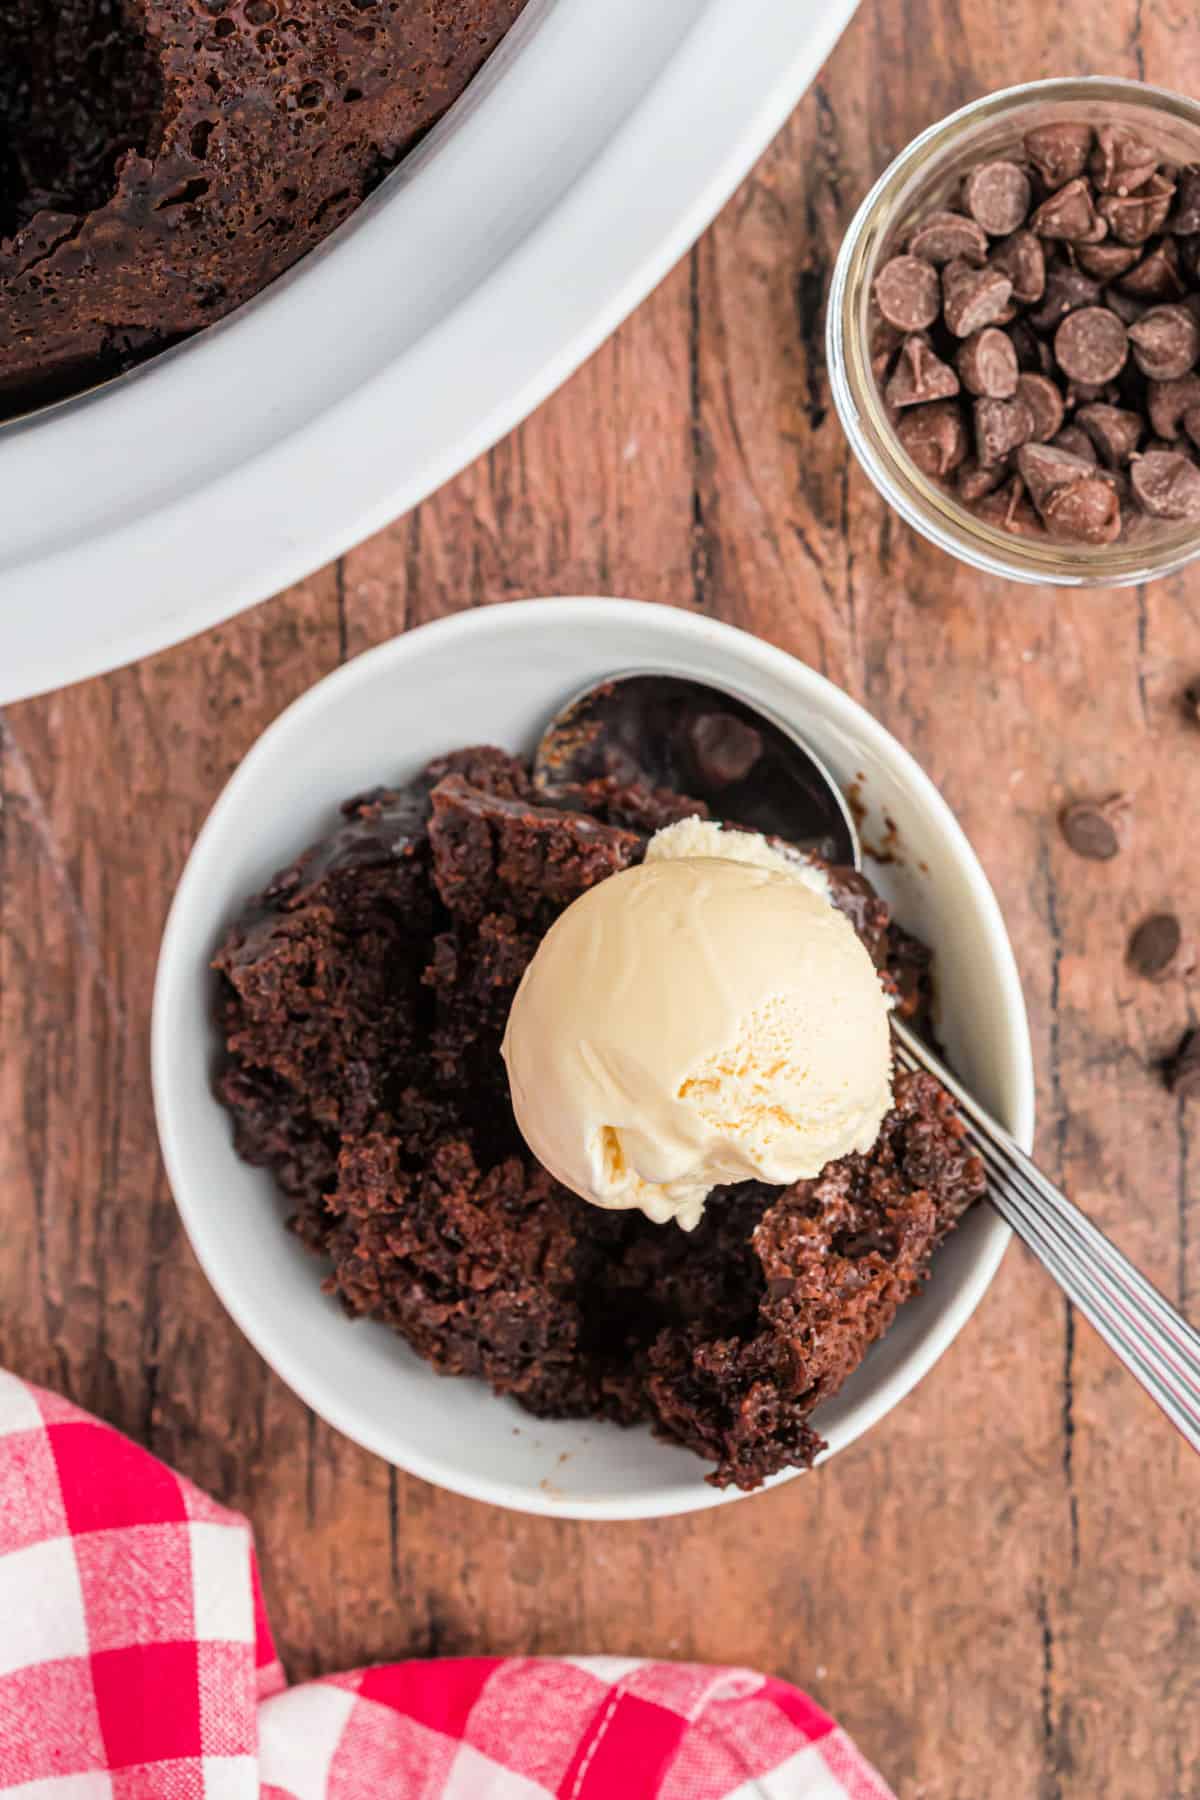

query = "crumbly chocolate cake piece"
[[429, 774, 640, 924], [212, 746, 527, 1240], [648, 1071, 982, 1488], [0, 0, 530, 412], [214, 795, 432, 1118], [536, 776, 711, 837], [324, 1134, 601, 1417], [213, 742, 984, 1489]]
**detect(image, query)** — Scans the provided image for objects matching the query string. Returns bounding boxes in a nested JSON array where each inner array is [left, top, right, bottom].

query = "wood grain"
[[2, 5, 1199, 1794]]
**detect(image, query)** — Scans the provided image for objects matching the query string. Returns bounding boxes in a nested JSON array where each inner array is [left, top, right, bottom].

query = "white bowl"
[[0, 0, 858, 705], [153, 598, 1034, 1519]]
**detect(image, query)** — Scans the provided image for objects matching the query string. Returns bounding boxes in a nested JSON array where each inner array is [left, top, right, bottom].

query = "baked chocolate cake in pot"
[[0, 0, 530, 412]]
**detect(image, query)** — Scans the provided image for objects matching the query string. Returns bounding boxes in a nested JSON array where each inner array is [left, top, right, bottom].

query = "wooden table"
[[2, 8, 1197, 1795]]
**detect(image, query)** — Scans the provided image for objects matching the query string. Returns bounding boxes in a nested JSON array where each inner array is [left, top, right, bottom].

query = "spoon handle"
[[892, 1020, 1200, 1455]]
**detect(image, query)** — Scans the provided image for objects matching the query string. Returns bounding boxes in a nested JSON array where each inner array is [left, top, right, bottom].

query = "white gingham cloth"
[[0, 1371, 894, 1798]]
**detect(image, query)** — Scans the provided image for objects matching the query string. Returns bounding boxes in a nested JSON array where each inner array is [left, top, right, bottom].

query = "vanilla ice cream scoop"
[[500, 821, 893, 1229]]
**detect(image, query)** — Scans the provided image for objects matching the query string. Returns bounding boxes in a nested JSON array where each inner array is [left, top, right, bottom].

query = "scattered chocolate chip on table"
[[1059, 793, 1133, 859], [1128, 913, 1194, 982]]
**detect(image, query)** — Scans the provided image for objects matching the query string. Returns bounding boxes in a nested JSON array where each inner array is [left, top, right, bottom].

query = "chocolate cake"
[[0, 0, 530, 413], [213, 741, 984, 1489]]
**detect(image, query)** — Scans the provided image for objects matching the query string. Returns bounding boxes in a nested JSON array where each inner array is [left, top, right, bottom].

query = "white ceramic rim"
[[0, 0, 857, 705], [153, 597, 1035, 1519]]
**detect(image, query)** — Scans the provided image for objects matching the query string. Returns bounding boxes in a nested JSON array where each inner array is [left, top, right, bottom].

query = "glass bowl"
[[827, 77, 1200, 588]]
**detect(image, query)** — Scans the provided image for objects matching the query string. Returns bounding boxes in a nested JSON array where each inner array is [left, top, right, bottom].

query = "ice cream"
[[643, 815, 835, 897], [500, 821, 893, 1229]]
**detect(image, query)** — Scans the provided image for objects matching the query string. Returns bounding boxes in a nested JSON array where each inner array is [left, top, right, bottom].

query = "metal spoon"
[[536, 669, 1200, 1456], [534, 670, 860, 862]]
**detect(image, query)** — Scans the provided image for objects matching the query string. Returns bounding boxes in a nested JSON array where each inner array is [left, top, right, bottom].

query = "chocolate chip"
[[886, 335, 961, 407], [1128, 913, 1194, 982], [1127, 304, 1200, 380], [1025, 122, 1093, 190], [895, 400, 969, 477], [990, 229, 1046, 303], [1017, 441, 1094, 507], [1182, 675, 1200, 724], [689, 713, 763, 786], [1054, 306, 1128, 383], [907, 209, 989, 266], [1075, 402, 1143, 466], [1042, 476, 1123, 543], [874, 254, 941, 331], [974, 473, 1044, 537], [1059, 793, 1131, 860], [1075, 240, 1142, 281], [972, 476, 1020, 528], [1027, 263, 1101, 333], [1119, 236, 1186, 300], [1165, 1028, 1200, 1099], [1051, 424, 1099, 463], [1147, 374, 1200, 438], [1129, 448, 1200, 519], [963, 161, 1032, 236], [975, 394, 1034, 464], [1171, 165, 1200, 235], [1030, 176, 1103, 242], [955, 327, 1018, 398], [942, 259, 1014, 337], [1015, 371, 1065, 441], [1090, 126, 1159, 196], [1098, 172, 1176, 246], [956, 457, 1009, 503]]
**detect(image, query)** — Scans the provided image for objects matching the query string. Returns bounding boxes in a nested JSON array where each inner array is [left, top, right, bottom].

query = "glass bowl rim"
[[827, 75, 1200, 590]]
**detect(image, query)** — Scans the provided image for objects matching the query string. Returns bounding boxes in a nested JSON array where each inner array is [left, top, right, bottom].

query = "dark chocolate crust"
[[213, 746, 984, 1488], [0, 0, 529, 411]]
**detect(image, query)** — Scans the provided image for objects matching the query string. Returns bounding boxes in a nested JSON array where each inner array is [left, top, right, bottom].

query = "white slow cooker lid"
[[0, 0, 858, 702]]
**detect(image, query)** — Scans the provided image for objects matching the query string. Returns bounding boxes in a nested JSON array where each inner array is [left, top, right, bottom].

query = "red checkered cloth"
[[0, 1371, 894, 1799]]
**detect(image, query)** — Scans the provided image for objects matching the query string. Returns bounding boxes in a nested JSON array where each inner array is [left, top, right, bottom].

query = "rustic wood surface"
[[2, 8, 1198, 1796]]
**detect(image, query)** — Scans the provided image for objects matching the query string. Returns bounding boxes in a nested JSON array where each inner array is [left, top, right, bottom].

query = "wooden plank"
[[1, 5, 1198, 1793]]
